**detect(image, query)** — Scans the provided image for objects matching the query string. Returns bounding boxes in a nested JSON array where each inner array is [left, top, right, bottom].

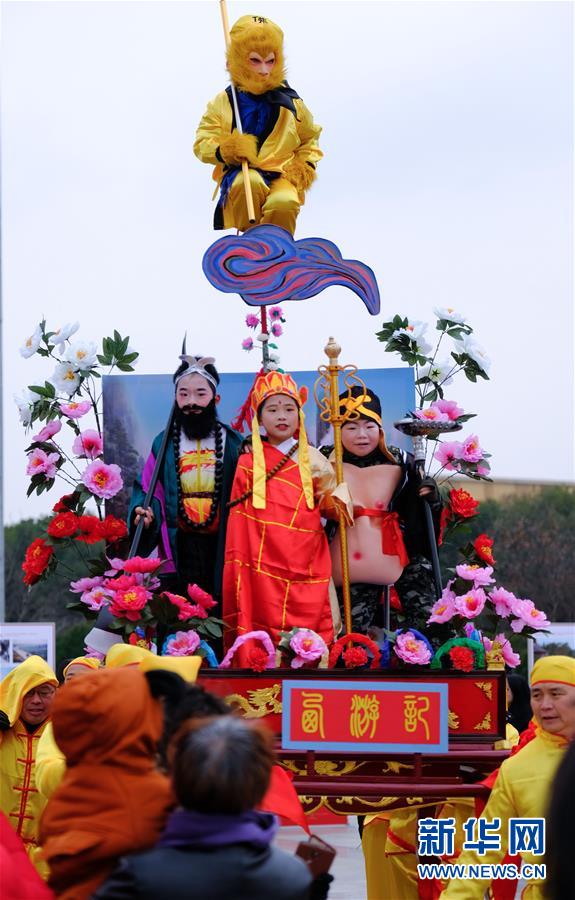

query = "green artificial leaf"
[[120, 352, 139, 365]]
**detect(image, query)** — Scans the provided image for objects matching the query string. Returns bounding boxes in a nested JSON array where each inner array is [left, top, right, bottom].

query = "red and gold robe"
[[223, 442, 351, 666]]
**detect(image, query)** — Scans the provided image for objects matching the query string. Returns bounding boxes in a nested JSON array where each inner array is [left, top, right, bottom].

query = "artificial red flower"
[[22, 538, 54, 586], [187, 583, 217, 610], [107, 574, 138, 592], [123, 556, 162, 574], [473, 533, 496, 565], [389, 585, 402, 612], [449, 645, 475, 672], [343, 646, 369, 669], [75, 515, 104, 544], [109, 586, 149, 621], [448, 488, 479, 519], [438, 507, 451, 546], [47, 511, 79, 539], [99, 515, 128, 543], [53, 493, 77, 513], [247, 647, 270, 672]]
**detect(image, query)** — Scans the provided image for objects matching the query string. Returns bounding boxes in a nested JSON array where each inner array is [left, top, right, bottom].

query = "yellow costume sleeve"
[[293, 99, 323, 168], [194, 92, 232, 168], [35, 721, 66, 800], [309, 447, 353, 525]]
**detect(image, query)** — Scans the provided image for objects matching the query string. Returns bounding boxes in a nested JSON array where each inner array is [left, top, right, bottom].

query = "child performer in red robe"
[[223, 371, 351, 666]]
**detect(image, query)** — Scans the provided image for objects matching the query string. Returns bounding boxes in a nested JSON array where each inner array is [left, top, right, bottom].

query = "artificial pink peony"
[[60, 400, 91, 419], [72, 429, 103, 459], [428, 587, 456, 624], [454, 588, 487, 619], [289, 629, 328, 668], [482, 635, 521, 668], [414, 407, 450, 423], [460, 434, 484, 463], [109, 586, 150, 621], [269, 306, 283, 321], [271, 322, 283, 337], [70, 575, 105, 593], [245, 313, 260, 329], [33, 420, 62, 442], [435, 442, 463, 470], [488, 586, 517, 618], [80, 587, 111, 611], [123, 556, 163, 575], [510, 599, 551, 633], [26, 448, 60, 479], [455, 564, 494, 587], [394, 631, 432, 665], [187, 583, 217, 610], [164, 630, 201, 656], [433, 399, 464, 421], [241, 338, 254, 352], [81, 460, 123, 499]]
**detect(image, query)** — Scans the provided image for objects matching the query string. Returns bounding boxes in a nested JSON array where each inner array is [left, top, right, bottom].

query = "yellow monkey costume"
[[194, 15, 322, 234]]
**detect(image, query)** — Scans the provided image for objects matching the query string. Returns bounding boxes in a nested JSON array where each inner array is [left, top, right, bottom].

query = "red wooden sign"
[[282, 680, 448, 752]]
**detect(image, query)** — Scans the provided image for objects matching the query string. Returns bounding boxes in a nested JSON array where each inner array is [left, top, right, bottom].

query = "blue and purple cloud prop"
[[202, 224, 380, 315]]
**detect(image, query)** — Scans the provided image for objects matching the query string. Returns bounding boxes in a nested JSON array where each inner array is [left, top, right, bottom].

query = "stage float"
[[15, 7, 551, 835]]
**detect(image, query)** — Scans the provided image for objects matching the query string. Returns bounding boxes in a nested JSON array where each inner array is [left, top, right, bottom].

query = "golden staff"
[[314, 337, 367, 635], [219, 0, 256, 224]]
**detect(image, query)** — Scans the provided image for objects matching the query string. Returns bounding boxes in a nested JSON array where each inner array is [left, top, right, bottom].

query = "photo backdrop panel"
[[102, 367, 415, 521]]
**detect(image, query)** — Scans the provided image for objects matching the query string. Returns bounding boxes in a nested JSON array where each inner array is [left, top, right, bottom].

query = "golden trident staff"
[[219, 0, 256, 224], [314, 337, 368, 635]]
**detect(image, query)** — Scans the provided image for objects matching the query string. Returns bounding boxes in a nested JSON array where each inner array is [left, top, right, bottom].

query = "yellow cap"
[[531, 655, 575, 687], [105, 644, 153, 668], [62, 656, 102, 678], [139, 655, 202, 683]]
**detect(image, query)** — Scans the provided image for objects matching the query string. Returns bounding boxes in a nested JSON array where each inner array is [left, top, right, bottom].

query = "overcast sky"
[[1, 0, 573, 523]]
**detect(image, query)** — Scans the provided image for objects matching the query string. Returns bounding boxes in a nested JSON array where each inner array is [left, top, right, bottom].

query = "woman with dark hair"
[[94, 716, 316, 899], [507, 673, 532, 734]]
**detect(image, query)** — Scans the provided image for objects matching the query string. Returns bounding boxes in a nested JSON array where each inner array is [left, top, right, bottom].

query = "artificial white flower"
[[392, 320, 428, 342], [453, 335, 491, 375], [433, 306, 468, 325], [268, 351, 280, 363], [14, 390, 34, 425], [19, 325, 43, 359], [414, 337, 433, 357], [419, 359, 454, 385], [65, 340, 98, 371], [52, 361, 81, 395], [52, 321, 80, 353]]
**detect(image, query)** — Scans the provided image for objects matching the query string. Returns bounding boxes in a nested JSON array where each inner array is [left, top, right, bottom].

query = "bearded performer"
[[222, 371, 352, 666], [129, 355, 242, 601], [194, 14, 322, 234], [324, 385, 442, 633]]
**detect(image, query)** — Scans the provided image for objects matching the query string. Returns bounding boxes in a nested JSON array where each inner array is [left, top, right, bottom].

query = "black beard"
[[175, 399, 218, 440]]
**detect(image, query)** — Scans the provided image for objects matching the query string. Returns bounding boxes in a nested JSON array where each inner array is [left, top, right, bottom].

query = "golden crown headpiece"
[[250, 370, 308, 413]]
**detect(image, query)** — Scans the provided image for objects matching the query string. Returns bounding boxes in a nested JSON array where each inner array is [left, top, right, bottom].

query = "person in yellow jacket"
[[362, 723, 520, 899], [441, 655, 575, 900], [194, 14, 322, 234], [0, 654, 58, 873], [36, 656, 101, 800]]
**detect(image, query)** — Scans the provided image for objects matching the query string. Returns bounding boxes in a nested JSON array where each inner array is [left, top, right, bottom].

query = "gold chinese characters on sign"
[[301, 691, 326, 738], [350, 693, 380, 739], [403, 694, 430, 739]]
